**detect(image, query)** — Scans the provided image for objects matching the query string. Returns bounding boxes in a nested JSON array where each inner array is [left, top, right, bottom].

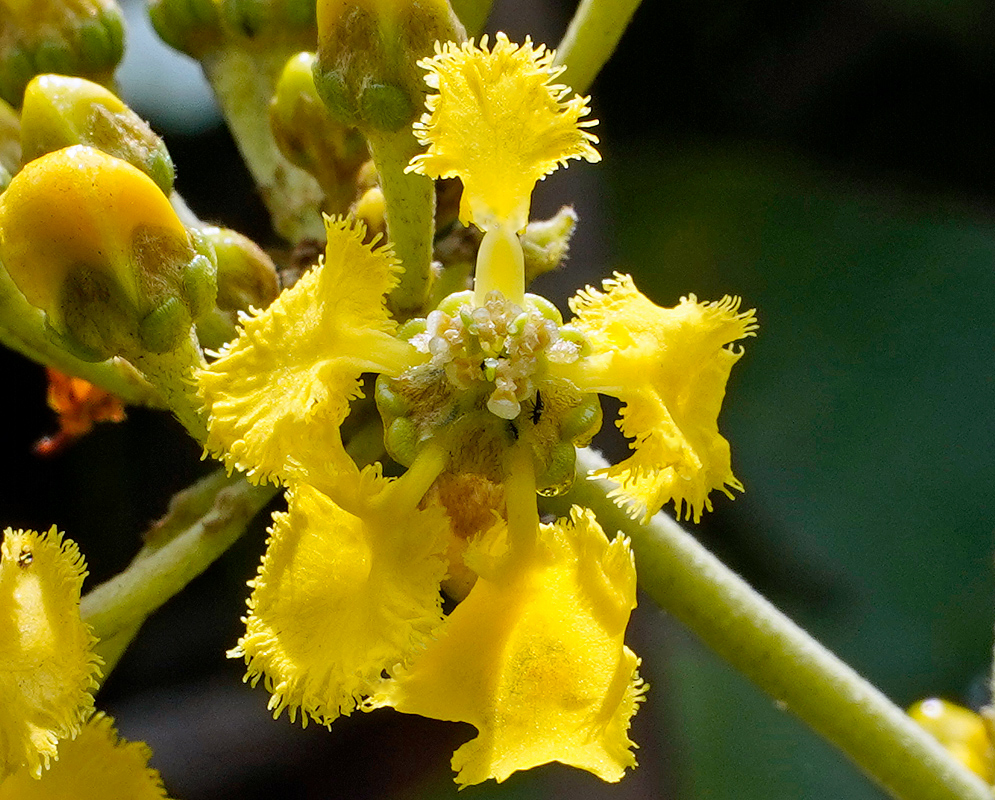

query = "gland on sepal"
[[0, 0, 125, 106], [270, 52, 369, 214], [313, 0, 465, 133], [218, 0, 316, 41], [0, 145, 217, 361], [191, 224, 280, 349], [20, 74, 175, 194]]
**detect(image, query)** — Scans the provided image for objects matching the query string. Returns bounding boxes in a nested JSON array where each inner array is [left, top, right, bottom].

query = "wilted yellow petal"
[[408, 33, 600, 232], [229, 472, 449, 727], [372, 507, 643, 786], [0, 526, 100, 781], [567, 274, 757, 522], [198, 216, 422, 492], [0, 712, 171, 799]]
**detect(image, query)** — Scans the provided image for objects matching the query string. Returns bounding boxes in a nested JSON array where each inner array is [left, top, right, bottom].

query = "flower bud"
[[0, 0, 125, 106], [20, 74, 174, 194], [0, 145, 217, 360], [270, 52, 368, 214], [314, 0, 465, 133], [146, 0, 222, 59], [192, 224, 279, 348]]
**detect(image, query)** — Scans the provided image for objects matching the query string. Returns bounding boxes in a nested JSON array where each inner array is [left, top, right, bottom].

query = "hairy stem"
[[540, 448, 992, 800], [82, 469, 278, 681], [366, 127, 435, 315]]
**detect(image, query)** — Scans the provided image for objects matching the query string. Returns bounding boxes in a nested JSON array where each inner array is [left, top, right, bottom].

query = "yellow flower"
[[0, 526, 100, 781], [371, 506, 643, 785], [0, 712, 172, 799], [197, 32, 754, 788]]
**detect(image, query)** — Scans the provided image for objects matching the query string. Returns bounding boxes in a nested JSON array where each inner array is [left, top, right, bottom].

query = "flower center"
[[410, 290, 580, 420]]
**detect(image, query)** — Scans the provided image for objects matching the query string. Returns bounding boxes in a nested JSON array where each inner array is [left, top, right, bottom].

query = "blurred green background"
[[3, 0, 995, 798]]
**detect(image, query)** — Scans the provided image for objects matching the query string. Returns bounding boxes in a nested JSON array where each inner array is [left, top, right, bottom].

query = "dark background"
[[2, 0, 994, 797]]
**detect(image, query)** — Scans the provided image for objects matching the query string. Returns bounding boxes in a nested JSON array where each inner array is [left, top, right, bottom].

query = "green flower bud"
[[0, 145, 217, 360], [0, 0, 124, 106], [270, 52, 368, 214], [20, 74, 174, 194], [314, 0, 465, 133], [146, 0, 222, 59]]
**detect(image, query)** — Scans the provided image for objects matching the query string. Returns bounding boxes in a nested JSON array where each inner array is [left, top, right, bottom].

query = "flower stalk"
[[554, 0, 644, 94], [541, 448, 993, 800], [81, 468, 277, 679]]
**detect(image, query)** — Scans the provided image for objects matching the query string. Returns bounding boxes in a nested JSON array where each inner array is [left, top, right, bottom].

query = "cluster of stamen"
[[410, 291, 580, 420]]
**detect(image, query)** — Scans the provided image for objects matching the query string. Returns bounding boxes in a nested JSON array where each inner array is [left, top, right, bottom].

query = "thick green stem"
[[553, 0, 644, 94], [82, 469, 278, 680], [366, 127, 435, 315], [540, 448, 993, 800], [203, 47, 325, 243]]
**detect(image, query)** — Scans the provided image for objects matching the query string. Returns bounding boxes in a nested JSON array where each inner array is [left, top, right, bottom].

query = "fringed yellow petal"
[[570, 274, 758, 523], [408, 33, 600, 232], [372, 507, 644, 786], [197, 216, 420, 491], [229, 474, 449, 727], [0, 527, 100, 781], [0, 713, 171, 799]]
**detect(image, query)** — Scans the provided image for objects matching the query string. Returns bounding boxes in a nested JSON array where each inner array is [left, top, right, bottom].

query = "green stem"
[[540, 448, 993, 800], [553, 0, 644, 94], [450, 0, 494, 38], [366, 127, 435, 315], [82, 469, 278, 680], [0, 266, 160, 405], [203, 46, 326, 243]]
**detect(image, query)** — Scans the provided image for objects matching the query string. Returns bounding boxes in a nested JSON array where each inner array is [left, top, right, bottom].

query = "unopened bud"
[[0, 145, 217, 360], [270, 51, 368, 214], [314, 0, 465, 133], [147, 0, 222, 58], [193, 225, 279, 348], [0, 0, 124, 106], [20, 74, 174, 194]]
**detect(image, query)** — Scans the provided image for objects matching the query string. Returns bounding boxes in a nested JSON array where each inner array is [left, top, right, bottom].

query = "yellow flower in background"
[[198, 32, 754, 786], [0, 713, 172, 799], [0, 526, 100, 781]]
